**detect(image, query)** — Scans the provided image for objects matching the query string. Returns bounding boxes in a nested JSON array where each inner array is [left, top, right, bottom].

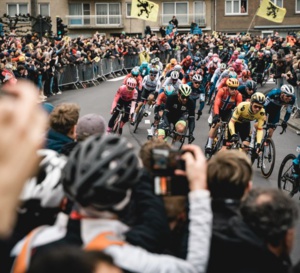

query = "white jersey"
[[142, 74, 159, 92], [162, 77, 182, 93]]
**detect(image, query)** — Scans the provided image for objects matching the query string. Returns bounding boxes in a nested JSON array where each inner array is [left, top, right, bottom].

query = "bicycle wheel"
[[112, 114, 121, 134], [278, 154, 298, 197], [133, 108, 144, 133], [260, 139, 276, 178]]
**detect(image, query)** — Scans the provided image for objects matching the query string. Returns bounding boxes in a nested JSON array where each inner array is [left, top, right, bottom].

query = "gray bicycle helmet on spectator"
[[62, 134, 141, 211], [246, 80, 257, 92], [281, 84, 294, 96], [170, 70, 179, 80]]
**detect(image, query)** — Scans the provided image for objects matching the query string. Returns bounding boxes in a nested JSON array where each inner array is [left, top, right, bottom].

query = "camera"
[[151, 148, 185, 177]]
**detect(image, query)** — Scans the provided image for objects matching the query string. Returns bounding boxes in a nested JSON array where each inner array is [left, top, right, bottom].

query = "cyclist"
[[148, 85, 175, 137], [180, 55, 193, 73], [165, 64, 184, 80], [160, 84, 195, 144], [263, 84, 296, 139], [238, 69, 251, 86], [188, 74, 205, 120], [229, 92, 266, 154], [207, 63, 227, 104], [132, 68, 159, 124], [227, 50, 239, 65], [205, 78, 242, 154], [163, 58, 177, 77], [238, 80, 257, 102], [161, 70, 182, 93], [107, 77, 138, 135], [123, 66, 143, 92], [230, 59, 244, 76], [139, 61, 150, 78], [216, 70, 238, 90]]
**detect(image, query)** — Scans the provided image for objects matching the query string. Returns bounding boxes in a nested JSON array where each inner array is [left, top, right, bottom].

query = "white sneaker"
[[57, 91, 62, 95]]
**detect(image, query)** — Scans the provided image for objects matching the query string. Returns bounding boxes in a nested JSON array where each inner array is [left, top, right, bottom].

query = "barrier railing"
[[56, 53, 177, 89]]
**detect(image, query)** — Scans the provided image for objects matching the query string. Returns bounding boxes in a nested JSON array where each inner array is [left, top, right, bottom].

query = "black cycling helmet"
[[62, 134, 141, 211], [246, 80, 257, 92]]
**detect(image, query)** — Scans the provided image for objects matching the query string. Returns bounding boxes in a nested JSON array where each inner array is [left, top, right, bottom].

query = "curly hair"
[[240, 188, 299, 247]]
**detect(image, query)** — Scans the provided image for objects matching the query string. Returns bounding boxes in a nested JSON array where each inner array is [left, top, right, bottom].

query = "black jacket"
[[207, 200, 292, 273]]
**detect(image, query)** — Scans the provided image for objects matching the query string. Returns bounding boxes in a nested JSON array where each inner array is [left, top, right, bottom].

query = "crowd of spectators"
[[1, 29, 300, 99]]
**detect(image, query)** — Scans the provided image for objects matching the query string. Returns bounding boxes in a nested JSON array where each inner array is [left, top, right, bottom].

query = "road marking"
[[145, 120, 150, 124], [108, 76, 126, 82]]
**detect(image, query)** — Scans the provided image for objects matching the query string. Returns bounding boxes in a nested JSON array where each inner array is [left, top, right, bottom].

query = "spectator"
[[169, 16, 179, 28], [61, 113, 107, 156], [159, 26, 166, 38], [46, 103, 80, 153], [11, 137, 212, 273]]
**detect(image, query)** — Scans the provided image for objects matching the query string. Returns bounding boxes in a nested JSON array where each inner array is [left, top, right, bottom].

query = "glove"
[[188, 134, 195, 144], [230, 134, 239, 143], [281, 121, 287, 130], [212, 114, 220, 125]]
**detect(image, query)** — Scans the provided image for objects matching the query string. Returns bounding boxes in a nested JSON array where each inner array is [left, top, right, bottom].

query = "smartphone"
[[151, 148, 185, 177]]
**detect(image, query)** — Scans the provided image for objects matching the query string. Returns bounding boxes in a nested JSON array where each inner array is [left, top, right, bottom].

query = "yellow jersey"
[[229, 102, 265, 144]]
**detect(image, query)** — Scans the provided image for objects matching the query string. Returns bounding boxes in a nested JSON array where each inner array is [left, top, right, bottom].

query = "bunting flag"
[[256, 0, 286, 23], [131, 0, 159, 22]]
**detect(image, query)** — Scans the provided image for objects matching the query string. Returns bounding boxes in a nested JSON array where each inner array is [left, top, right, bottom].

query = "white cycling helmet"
[[281, 84, 294, 96], [179, 84, 192, 97], [174, 64, 182, 71], [20, 149, 67, 208], [208, 52, 213, 57], [192, 74, 202, 82], [220, 63, 227, 70], [170, 70, 179, 80]]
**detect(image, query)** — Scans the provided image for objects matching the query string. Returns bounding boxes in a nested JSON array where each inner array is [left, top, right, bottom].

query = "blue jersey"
[[265, 89, 295, 108]]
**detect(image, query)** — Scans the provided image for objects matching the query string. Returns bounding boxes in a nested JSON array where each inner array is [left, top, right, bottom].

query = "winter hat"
[[76, 113, 106, 141]]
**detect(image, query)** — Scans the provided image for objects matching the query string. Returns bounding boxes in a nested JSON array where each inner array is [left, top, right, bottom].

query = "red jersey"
[[214, 87, 242, 114], [156, 92, 167, 106]]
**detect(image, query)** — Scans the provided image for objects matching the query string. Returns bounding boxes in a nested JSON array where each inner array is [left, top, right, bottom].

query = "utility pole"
[[31, 0, 38, 18]]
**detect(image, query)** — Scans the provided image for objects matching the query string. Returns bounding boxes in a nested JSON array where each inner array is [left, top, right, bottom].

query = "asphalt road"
[[47, 77, 300, 263]]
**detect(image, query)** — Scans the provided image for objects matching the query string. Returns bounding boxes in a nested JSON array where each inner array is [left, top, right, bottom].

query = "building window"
[[270, 0, 283, 7], [162, 2, 188, 25], [69, 3, 90, 25], [225, 0, 247, 15], [126, 3, 132, 17], [39, 3, 50, 16], [7, 4, 28, 17], [297, 0, 300, 13], [96, 3, 121, 25], [194, 1, 206, 25]]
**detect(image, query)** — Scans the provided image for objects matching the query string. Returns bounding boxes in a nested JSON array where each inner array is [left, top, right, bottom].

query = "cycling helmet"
[[241, 70, 251, 77], [141, 61, 148, 68], [151, 59, 156, 65], [131, 67, 139, 77], [150, 68, 158, 75], [233, 50, 239, 55], [238, 54, 244, 60], [155, 57, 160, 62], [246, 80, 257, 92], [228, 71, 237, 79], [170, 70, 179, 80], [20, 149, 67, 208], [193, 56, 200, 62], [179, 84, 192, 97], [186, 55, 192, 61], [170, 58, 177, 65], [226, 78, 239, 88], [62, 134, 141, 211], [208, 52, 213, 57], [213, 57, 219, 63], [220, 63, 227, 70], [265, 50, 271, 55], [281, 84, 295, 96], [192, 74, 202, 82], [126, 77, 137, 89], [258, 52, 264, 58], [174, 64, 182, 71], [164, 85, 175, 96], [200, 60, 206, 66], [235, 59, 243, 65], [213, 53, 219, 58], [251, 92, 265, 105], [223, 48, 228, 53]]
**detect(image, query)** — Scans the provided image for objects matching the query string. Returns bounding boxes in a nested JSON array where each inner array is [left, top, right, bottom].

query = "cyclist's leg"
[[119, 101, 131, 134], [239, 122, 251, 151], [107, 100, 122, 131], [265, 106, 280, 139]]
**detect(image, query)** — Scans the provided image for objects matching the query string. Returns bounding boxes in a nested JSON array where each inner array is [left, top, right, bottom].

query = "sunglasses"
[[181, 95, 189, 99], [150, 73, 157, 77], [194, 82, 201, 85], [229, 87, 236, 90], [284, 94, 292, 98], [253, 105, 263, 110]]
